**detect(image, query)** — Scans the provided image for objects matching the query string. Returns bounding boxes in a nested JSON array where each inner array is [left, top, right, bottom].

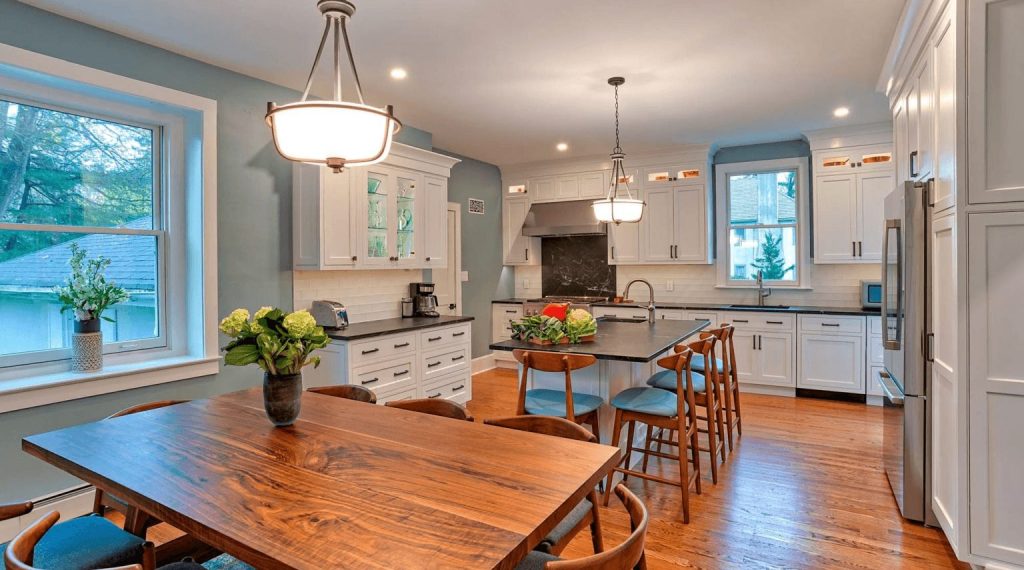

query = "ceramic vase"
[[262, 372, 303, 427], [71, 319, 103, 372]]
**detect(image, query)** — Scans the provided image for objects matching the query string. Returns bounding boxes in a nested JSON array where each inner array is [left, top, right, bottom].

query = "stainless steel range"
[[523, 295, 609, 316]]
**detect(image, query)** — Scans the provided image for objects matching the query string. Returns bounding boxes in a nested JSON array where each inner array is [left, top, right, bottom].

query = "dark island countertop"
[[326, 315, 474, 341], [595, 302, 878, 316], [489, 318, 707, 363]]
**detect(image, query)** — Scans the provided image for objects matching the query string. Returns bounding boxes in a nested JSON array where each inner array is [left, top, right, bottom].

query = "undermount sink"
[[728, 304, 791, 310]]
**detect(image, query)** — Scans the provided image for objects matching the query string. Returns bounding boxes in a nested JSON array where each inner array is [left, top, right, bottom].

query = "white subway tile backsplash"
[[294, 269, 424, 323]]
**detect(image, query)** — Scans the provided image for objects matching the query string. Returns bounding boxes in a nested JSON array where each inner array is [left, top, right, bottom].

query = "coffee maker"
[[410, 282, 440, 317]]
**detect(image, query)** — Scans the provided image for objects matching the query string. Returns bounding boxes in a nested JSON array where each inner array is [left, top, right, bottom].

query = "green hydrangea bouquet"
[[219, 307, 329, 376]]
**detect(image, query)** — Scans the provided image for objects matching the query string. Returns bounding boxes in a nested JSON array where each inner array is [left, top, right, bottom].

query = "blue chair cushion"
[[0, 514, 147, 570], [524, 389, 603, 418], [611, 387, 684, 417], [691, 353, 725, 373], [537, 498, 592, 552], [202, 554, 257, 569], [515, 551, 561, 570], [646, 369, 706, 393]]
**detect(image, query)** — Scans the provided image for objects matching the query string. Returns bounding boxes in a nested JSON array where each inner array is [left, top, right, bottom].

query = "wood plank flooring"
[[468, 367, 967, 570]]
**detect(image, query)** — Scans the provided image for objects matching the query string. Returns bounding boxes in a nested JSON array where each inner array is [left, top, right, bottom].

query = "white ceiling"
[[18, 0, 904, 166]]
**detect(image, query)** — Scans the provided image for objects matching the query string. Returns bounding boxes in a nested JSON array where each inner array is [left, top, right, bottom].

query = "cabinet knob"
[[351, 255, 357, 261], [425, 256, 431, 261]]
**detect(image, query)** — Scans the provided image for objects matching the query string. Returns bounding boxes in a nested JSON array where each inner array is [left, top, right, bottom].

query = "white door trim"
[[448, 202, 463, 315]]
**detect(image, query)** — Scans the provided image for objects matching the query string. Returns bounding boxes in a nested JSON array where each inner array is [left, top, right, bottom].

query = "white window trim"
[[0, 43, 219, 413], [715, 157, 811, 289]]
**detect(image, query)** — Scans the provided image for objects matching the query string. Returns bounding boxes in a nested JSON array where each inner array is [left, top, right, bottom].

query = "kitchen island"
[[489, 318, 708, 444]]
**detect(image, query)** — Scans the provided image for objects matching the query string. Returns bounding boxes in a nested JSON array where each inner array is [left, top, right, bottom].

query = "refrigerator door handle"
[[878, 369, 904, 406], [881, 218, 903, 350]]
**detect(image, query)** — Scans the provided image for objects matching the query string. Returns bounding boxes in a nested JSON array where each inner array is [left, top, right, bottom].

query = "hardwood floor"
[[468, 367, 967, 570]]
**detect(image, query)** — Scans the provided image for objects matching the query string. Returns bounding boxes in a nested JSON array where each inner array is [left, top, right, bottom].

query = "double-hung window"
[[716, 157, 809, 287], [0, 99, 164, 366]]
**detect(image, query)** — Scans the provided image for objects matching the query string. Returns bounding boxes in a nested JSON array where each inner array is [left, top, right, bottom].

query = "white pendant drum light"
[[592, 77, 644, 224], [266, 0, 401, 173]]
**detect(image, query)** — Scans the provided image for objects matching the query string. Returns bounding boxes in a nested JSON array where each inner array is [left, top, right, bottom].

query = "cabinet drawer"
[[658, 309, 684, 321], [721, 312, 795, 330], [595, 306, 650, 320], [422, 371, 472, 404], [377, 388, 417, 405], [350, 333, 417, 367], [493, 305, 523, 340], [419, 324, 471, 350], [684, 311, 719, 324], [352, 359, 415, 396], [868, 316, 882, 335], [422, 345, 470, 381], [868, 334, 884, 366], [799, 315, 865, 334]]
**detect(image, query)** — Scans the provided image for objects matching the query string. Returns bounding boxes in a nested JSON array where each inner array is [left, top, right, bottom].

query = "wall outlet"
[[460, 271, 469, 282], [666, 279, 674, 292], [523, 278, 530, 290]]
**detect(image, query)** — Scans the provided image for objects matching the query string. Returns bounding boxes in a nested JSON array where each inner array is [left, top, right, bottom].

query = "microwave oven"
[[861, 280, 882, 310]]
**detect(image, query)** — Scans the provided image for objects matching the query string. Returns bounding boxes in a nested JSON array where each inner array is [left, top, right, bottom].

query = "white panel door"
[[798, 333, 865, 393], [932, 6, 957, 212], [323, 168, 356, 267], [730, 328, 759, 386], [858, 172, 894, 261], [968, 211, 1024, 563], [968, 0, 1024, 204], [422, 175, 447, 268], [893, 98, 910, 185], [672, 184, 707, 262], [930, 212, 960, 548], [556, 175, 580, 200], [579, 171, 608, 199], [641, 187, 676, 262], [912, 52, 935, 182], [757, 332, 794, 387], [503, 197, 531, 264], [814, 174, 858, 262], [608, 218, 640, 264]]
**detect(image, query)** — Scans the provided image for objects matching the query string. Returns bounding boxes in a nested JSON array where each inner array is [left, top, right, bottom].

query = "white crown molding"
[[386, 142, 461, 177], [876, 0, 953, 100], [803, 122, 893, 151]]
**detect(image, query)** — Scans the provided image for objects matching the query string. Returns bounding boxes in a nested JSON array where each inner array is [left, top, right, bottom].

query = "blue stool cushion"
[[1, 514, 147, 570], [524, 389, 603, 418], [537, 498, 592, 552], [202, 554, 257, 569], [646, 370, 706, 393], [691, 353, 725, 373], [611, 387, 684, 417], [515, 551, 561, 570]]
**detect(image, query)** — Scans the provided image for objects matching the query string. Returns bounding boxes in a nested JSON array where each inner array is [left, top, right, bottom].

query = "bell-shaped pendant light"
[[266, 0, 401, 173], [592, 77, 645, 224]]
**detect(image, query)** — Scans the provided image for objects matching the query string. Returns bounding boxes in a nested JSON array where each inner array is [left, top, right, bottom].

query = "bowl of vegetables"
[[509, 303, 598, 345]]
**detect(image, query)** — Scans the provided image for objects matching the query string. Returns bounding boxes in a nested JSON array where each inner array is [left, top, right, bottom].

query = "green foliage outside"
[[0, 100, 153, 262], [751, 232, 794, 280]]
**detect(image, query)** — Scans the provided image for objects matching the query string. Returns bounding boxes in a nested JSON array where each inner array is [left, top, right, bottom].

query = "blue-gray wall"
[[432, 150, 514, 357], [0, 0, 462, 502]]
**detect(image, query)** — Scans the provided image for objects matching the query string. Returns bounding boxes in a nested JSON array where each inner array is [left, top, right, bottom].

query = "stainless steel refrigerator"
[[878, 180, 937, 525]]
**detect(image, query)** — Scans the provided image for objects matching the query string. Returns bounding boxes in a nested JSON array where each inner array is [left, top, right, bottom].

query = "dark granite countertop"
[[489, 319, 708, 363], [593, 301, 878, 317], [491, 299, 530, 304], [326, 316, 474, 341]]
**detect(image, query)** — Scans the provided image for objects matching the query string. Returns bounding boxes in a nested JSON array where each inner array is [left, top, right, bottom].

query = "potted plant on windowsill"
[[54, 244, 130, 373], [219, 307, 329, 427]]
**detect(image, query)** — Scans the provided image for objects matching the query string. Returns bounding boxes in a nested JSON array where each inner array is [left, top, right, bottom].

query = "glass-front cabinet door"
[[395, 171, 419, 265], [364, 168, 391, 265]]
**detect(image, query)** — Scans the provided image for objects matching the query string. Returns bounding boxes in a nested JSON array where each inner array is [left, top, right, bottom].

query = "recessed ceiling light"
[[833, 106, 850, 118], [389, 68, 407, 80], [556, 142, 568, 152]]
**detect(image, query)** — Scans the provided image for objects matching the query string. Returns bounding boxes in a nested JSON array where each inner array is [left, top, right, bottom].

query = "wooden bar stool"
[[512, 350, 603, 439], [485, 416, 604, 555], [603, 345, 702, 523], [647, 331, 728, 483], [687, 324, 741, 451]]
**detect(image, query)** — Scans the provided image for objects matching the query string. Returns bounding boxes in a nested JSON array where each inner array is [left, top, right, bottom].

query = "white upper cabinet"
[[528, 176, 557, 202], [968, 0, 1024, 205], [556, 175, 580, 200], [502, 195, 538, 265], [292, 143, 458, 271], [641, 186, 676, 262], [608, 214, 641, 264], [578, 171, 608, 199], [638, 182, 712, 264], [808, 136, 894, 264], [932, 7, 957, 212]]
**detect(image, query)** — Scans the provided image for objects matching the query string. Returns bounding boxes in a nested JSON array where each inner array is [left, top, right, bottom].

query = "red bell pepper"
[[541, 303, 570, 321]]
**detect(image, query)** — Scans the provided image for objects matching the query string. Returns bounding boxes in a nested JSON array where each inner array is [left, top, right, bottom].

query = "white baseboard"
[[472, 353, 497, 374], [740, 384, 796, 397], [0, 485, 96, 543]]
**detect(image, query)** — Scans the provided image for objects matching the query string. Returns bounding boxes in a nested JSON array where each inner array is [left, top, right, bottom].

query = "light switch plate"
[[523, 279, 530, 290], [666, 280, 674, 292], [460, 271, 469, 282]]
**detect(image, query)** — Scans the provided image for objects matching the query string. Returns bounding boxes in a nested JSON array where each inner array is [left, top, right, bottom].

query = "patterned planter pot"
[[71, 319, 102, 372]]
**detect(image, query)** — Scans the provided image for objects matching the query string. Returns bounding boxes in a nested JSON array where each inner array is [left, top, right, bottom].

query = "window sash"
[[0, 96, 167, 369], [725, 169, 802, 285]]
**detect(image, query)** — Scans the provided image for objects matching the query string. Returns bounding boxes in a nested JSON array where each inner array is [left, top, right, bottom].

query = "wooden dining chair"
[[307, 384, 377, 404], [484, 416, 604, 555], [1, 507, 156, 570], [94, 401, 189, 536], [385, 398, 474, 421], [512, 350, 603, 440], [647, 330, 728, 482], [604, 345, 702, 523], [515, 484, 648, 570]]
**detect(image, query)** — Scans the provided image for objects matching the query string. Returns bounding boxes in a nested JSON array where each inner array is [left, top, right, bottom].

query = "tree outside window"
[[726, 169, 799, 283]]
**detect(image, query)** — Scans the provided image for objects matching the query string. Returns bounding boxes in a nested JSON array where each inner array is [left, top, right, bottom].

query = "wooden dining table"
[[22, 388, 619, 569]]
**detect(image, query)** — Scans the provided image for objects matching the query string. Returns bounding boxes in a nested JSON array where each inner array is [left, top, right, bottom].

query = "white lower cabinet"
[[592, 306, 651, 320], [304, 323, 473, 405], [866, 316, 885, 398], [491, 303, 523, 363], [797, 315, 866, 394], [720, 312, 795, 388]]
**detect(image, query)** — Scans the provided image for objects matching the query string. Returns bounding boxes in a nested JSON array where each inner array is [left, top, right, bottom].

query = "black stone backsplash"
[[541, 235, 616, 298]]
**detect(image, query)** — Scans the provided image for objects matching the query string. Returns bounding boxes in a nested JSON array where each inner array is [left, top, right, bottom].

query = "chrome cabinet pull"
[[910, 150, 919, 178]]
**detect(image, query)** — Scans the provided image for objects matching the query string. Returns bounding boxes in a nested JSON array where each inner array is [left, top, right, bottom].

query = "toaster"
[[310, 300, 349, 329]]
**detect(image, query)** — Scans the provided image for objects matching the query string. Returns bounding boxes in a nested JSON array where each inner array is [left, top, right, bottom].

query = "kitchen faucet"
[[756, 270, 772, 307], [623, 279, 656, 323]]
